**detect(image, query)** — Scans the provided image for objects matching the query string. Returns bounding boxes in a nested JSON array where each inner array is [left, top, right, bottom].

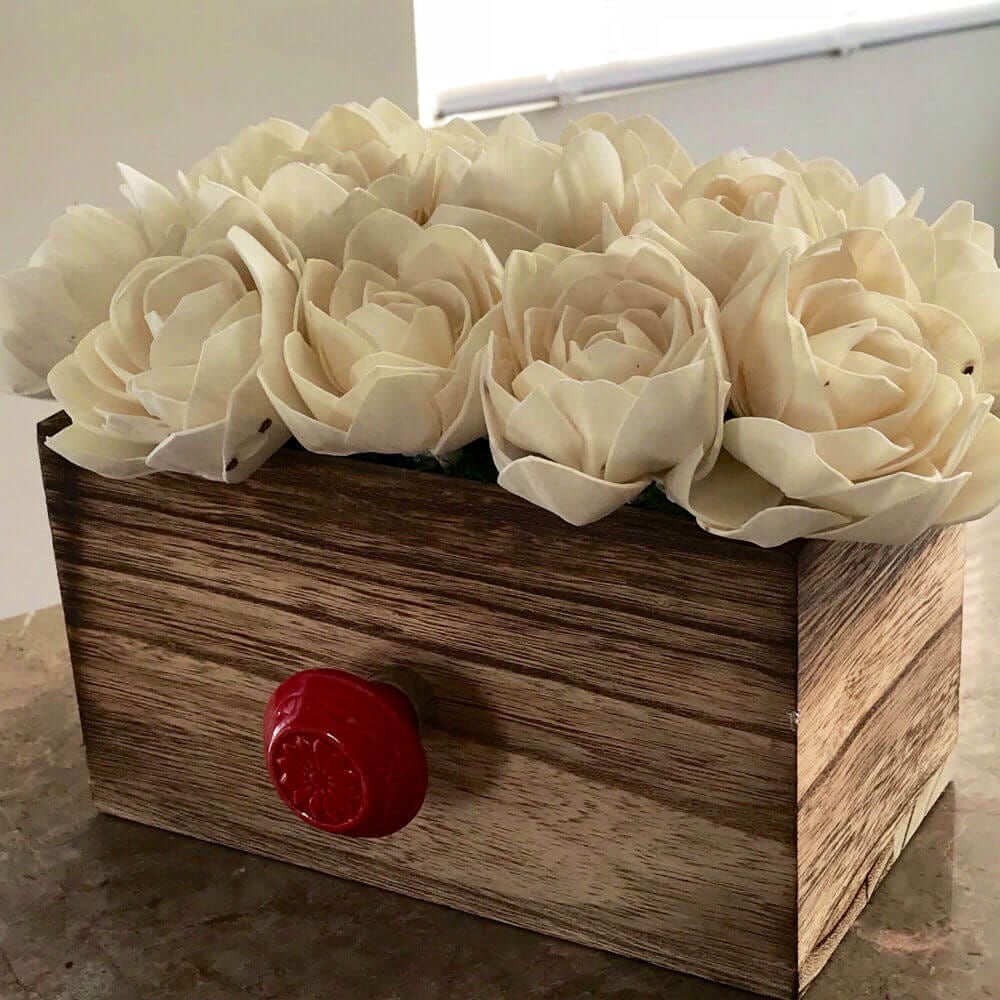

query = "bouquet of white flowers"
[[4, 99, 999, 545]]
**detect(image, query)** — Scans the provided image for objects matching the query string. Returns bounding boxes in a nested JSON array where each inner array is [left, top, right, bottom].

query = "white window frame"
[[430, 3, 1000, 119]]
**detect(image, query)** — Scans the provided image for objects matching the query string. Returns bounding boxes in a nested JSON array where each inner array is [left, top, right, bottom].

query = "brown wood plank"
[[797, 528, 965, 797], [40, 414, 800, 999], [796, 528, 964, 989]]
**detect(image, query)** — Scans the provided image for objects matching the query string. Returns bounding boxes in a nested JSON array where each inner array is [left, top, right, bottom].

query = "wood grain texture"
[[796, 528, 964, 990], [797, 753, 955, 991], [37, 414, 964, 999]]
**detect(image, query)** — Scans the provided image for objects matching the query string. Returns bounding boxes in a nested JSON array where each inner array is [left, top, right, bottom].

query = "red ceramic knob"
[[263, 668, 428, 838]]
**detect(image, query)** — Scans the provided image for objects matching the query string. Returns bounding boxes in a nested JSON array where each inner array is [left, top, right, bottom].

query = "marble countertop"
[[1, 519, 998, 999]]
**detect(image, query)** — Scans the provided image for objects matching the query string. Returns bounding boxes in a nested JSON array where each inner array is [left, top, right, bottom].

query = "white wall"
[[499, 25, 1000, 228], [0, 0, 418, 619]]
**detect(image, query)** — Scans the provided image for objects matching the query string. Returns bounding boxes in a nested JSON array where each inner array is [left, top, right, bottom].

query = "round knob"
[[263, 668, 428, 838]]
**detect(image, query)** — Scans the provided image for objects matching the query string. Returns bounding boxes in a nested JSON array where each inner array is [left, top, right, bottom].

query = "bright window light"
[[414, 1, 1000, 120]]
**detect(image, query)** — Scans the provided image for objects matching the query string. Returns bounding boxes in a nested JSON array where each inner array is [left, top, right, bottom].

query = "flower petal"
[[427, 204, 542, 262], [723, 417, 853, 499], [30, 205, 150, 329], [665, 447, 850, 546], [227, 226, 298, 358], [934, 269, 1000, 394], [605, 359, 726, 484], [46, 424, 155, 479], [117, 163, 185, 248], [344, 368, 446, 454], [537, 131, 625, 248], [498, 454, 646, 525], [939, 410, 1000, 524], [257, 162, 351, 253], [813, 474, 968, 544], [0, 267, 89, 394]]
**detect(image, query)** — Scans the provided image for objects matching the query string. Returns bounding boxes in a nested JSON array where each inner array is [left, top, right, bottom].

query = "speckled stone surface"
[[1, 518, 998, 1000]]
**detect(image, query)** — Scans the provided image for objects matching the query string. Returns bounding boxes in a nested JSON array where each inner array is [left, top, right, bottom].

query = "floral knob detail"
[[263, 668, 428, 838]]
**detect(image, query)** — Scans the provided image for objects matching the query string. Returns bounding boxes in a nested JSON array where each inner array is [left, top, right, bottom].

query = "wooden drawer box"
[[38, 413, 963, 998]]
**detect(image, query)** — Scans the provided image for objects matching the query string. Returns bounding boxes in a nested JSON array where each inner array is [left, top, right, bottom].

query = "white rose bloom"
[[429, 116, 693, 262], [885, 201, 1000, 395], [240, 101, 500, 269], [2, 120, 309, 398], [0, 166, 191, 396], [44, 189, 298, 482], [302, 99, 485, 172], [676, 148, 923, 244], [667, 228, 1000, 546], [602, 146, 917, 307], [294, 100, 477, 219], [483, 235, 729, 526], [259, 207, 502, 457]]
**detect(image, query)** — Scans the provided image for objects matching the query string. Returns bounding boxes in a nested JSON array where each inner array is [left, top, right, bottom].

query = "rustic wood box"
[[38, 413, 963, 998]]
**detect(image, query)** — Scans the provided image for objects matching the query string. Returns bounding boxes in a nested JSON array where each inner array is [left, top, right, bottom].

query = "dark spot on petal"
[[258, 418, 272, 433], [65, 962, 73, 970], [225, 458, 239, 472], [963, 364, 975, 375], [824, 381, 831, 388]]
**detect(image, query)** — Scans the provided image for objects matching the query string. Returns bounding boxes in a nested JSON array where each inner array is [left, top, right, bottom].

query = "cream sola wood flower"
[[0, 118, 307, 398], [482, 234, 729, 526], [241, 100, 494, 266], [258, 208, 503, 457], [44, 189, 299, 482], [184, 99, 481, 205], [671, 147, 924, 242], [666, 228, 1000, 546], [602, 146, 926, 304], [0, 170, 188, 396], [426, 114, 695, 262]]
